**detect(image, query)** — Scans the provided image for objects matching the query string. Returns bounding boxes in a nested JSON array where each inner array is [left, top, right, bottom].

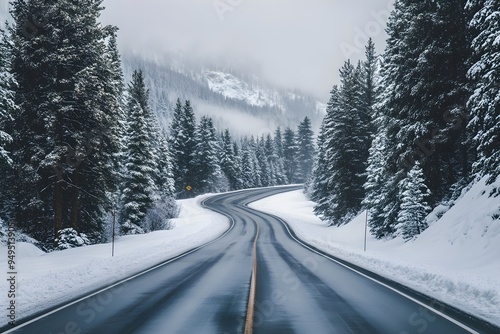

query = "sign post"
[[364, 210, 368, 252]]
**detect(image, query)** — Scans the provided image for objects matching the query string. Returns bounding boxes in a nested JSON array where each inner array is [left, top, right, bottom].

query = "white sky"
[[2, 0, 394, 101]]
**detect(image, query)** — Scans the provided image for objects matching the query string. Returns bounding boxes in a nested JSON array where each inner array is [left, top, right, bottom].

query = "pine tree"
[[192, 116, 224, 194], [103, 25, 125, 219], [360, 38, 378, 155], [220, 129, 239, 190], [256, 135, 272, 187], [282, 127, 299, 183], [274, 127, 284, 159], [296, 116, 315, 183], [0, 28, 15, 221], [360, 39, 398, 238], [310, 59, 372, 226], [249, 136, 262, 187], [264, 132, 286, 185], [362, 38, 378, 121], [120, 70, 157, 234], [155, 133, 176, 199], [168, 99, 197, 198], [311, 86, 342, 221], [240, 144, 255, 189], [232, 141, 244, 189], [271, 127, 288, 185], [362, 125, 395, 238], [382, 0, 470, 202], [8, 0, 122, 245], [0, 28, 13, 166], [396, 162, 431, 241], [466, 0, 500, 184], [367, 0, 472, 237], [309, 116, 328, 204]]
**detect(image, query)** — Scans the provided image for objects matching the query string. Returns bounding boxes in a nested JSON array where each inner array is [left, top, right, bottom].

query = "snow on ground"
[[0, 194, 229, 327], [249, 177, 500, 327]]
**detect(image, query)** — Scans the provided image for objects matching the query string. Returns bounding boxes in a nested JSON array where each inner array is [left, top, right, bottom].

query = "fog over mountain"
[[0, 0, 391, 134], [1, 1, 392, 100], [122, 51, 325, 137], [100, 0, 392, 101]]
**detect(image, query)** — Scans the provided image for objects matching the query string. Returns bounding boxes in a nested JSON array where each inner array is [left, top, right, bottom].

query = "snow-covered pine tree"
[[155, 133, 176, 199], [220, 129, 240, 190], [317, 61, 369, 226], [168, 98, 183, 192], [239, 143, 256, 189], [309, 114, 328, 204], [362, 125, 395, 238], [382, 0, 471, 205], [466, 0, 500, 184], [282, 127, 299, 183], [192, 116, 225, 194], [120, 70, 157, 234], [359, 39, 378, 157], [249, 136, 262, 187], [396, 162, 431, 241], [145, 131, 178, 232], [367, 0, 472, 237], [0, 27, 15, 221], [232, 140, 244, 189], [296, 116, 315, 183], [361, 39, 398, 238], [272, 127, 288, 185], [9, 0, 122, 245], [102, 25, 126, 232], [264, 132, 287, 185], [0, 28, 13, 166], [256, 135, 272, 187], [311, 86, 346, 223], [362, 38, 378, 125], [274, 127, 284, 159], [168, 99, 197, 198]]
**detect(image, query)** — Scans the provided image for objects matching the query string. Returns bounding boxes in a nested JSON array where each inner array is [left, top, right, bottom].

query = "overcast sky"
[[105, 0, 392, 101]]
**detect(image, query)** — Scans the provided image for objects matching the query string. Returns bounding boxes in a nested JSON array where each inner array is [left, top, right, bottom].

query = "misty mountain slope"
[[204, 70, 285, 110], [121, 52, 325, 136]]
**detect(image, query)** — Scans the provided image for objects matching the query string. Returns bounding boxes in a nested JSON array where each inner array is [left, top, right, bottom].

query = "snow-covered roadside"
[[0, 194, 229, 328], [249, 179, 500, 327]]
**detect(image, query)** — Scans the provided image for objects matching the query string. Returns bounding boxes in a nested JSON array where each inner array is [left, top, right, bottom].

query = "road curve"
[[2, 187, 296, 334], [3, 186, 497, 334]]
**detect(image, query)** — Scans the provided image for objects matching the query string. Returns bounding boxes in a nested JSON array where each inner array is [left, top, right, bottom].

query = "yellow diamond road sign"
[[186, 185, 192, 191]]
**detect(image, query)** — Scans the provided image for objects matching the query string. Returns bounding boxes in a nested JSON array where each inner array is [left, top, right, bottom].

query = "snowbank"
[[249, 177, 500, 327], [0, 194, 229, 327]]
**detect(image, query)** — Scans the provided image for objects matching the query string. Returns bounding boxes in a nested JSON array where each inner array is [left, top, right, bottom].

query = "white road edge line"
[[242, 191, 481, 334], [269, 212, 480, 334], [3, 198, 235, 334]]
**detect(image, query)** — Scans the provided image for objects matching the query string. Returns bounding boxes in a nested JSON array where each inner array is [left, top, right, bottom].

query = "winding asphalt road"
[[3, 186, 497, 334]]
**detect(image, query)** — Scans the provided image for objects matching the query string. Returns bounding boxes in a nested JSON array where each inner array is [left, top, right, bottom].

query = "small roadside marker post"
[[112, 207, 116, 257], [364, 210, 368, 252]]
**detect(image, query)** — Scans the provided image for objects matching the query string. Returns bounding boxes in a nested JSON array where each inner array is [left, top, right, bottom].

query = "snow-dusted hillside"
[[204, 71, 284, 110], [122, 52, 325, 136], [250, 177, 500, 327]]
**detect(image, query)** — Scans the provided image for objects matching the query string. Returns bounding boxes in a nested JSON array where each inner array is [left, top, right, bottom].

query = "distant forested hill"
[[121, 51, 326, 136]]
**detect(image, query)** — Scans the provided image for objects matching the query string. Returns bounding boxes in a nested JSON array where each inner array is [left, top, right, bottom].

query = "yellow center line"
[[244, 219, 259, 334]]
